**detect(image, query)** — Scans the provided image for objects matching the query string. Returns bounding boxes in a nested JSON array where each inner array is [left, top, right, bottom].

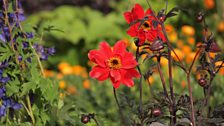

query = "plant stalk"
[[113, 87, 126, 126], [136, 46, 143, 123], [26, 95, 35, 125]]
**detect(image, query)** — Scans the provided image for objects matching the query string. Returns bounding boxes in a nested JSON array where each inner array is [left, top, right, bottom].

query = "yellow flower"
[[59, 93, 65, 99], [169, 32, 178, 43], [58, 62, 73, 75], [171, 49, 184, 61], [160, 57, 168, 66], [59, 80, 66, 89], [181, 25, 195, 36]]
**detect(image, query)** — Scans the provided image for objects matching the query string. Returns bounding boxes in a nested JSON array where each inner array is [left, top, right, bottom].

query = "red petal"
[[111, 80, 121, 89], [145, 8, 153, 15], [137, 29, 146, 45], [90, 66, 109, 81], [110, 69, 121, 82], [122, 52, 138, 69], [120, 69, 139, 87], [127, 24, 138, 37], [88, 50, 107, 67], [122, 78, 134, 87], [124, 69, 141, 78], [113, 40, 127, 56], [99, 42, 112, 58], [123, 12, 132, 24], [133, 4, 145, 20]]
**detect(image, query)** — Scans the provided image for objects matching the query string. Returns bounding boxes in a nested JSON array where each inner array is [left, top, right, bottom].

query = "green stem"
[[27, 40, 45, 76], [113, 87, 126, 126], [26, 95, 35, 125], [92, 116, 100, 126]]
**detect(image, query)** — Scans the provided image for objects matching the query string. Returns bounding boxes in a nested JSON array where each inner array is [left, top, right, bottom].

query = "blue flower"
[[47, 47, 56, 55]]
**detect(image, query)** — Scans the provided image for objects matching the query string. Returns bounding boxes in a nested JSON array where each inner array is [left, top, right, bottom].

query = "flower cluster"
[[0, 86, 22, 117], [124, 4, 166, 46], [0, 0, 55, 117]]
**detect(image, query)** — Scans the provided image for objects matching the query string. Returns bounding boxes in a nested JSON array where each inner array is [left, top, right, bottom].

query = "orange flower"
[[160, 57, 168, 66], [181, 80, 186, 88], [67, 86, 77, 95], [169, 32, 177, 43], [215, 61, 224, 67], [177, 40, 184, 48], [204, 0, 215, 9], [58, 62, 73, 75], [181, 25, 195, 36], [83, 80, 91, 89], [209, 52, 216, 59], [44, 70, 54, 77], [186, 52, 196, 64], [182, 45, 192, 54], [171, 49, 185, 61], [59, 80, 66, 89], [72, 65, 83, 75], [219, 68, 224, 75], [187, 37, 195, 45], [218, 21, 224, 32], [165, 24, 174, 33], [57, 73, 64, 79], [147, 76, 154, 85]]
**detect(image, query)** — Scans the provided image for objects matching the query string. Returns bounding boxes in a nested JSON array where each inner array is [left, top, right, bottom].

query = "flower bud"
[[149, 39, 164, 51], [196, 12, 204, 23], [152, 108, 161, 117], [198, 78, 207, 87], [81, 114, 90, 124]]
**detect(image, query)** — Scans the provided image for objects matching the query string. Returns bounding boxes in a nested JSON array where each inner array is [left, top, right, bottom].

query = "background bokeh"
[[20, 0, 224, 125]]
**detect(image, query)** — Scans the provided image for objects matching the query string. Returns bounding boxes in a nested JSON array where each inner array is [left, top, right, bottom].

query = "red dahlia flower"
[[124, 4, 166, 45], [88, 41, 140, 89]]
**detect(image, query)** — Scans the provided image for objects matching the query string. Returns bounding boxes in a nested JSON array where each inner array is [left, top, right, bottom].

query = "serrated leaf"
[[39, 79, 58, 104], [21, 82, 37, 96], [5, 79, 20, 96], [40, 111, 50, 125]]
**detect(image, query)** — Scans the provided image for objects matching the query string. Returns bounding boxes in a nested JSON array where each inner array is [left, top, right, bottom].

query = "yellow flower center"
[[108, 57, 121, 69], [141, 21, 151, 30]]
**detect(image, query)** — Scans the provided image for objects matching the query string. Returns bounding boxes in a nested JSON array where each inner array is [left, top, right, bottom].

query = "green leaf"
[[40, 111, 50, 125], [21, 82, 37, 96], [0, 45, 14, 62], [39, 78, 58, 104], [5, 79, 20, 96]]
